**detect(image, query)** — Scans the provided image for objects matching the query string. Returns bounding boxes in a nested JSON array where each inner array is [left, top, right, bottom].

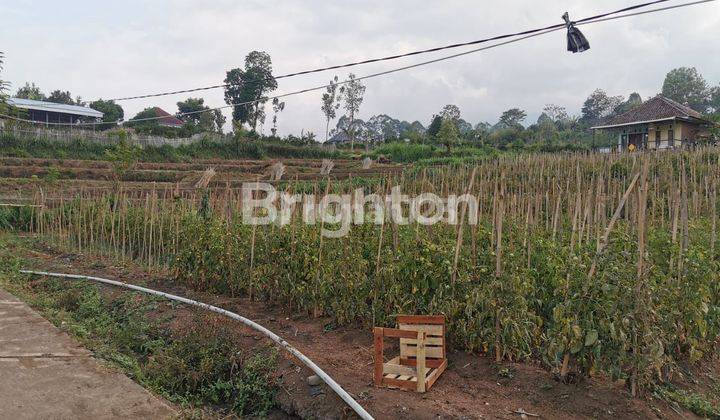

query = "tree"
[[223, 51, 277, 132], [127, 107, 181, 138], [709, 86, 720, 115], [436, 117, 459, 154], [270, 97, 285, 137], [89, 99, 124, 130], [542, 104, 569, 123], [439, 104, 461, 123], [579, 89, 623, 127], [473, 122, 491, 146], [613, 92, 642, 116], [175, 98, 225, 134], [176, 97, 206, 125], [129, 108, 160, 124], [340, 73, 366, 150], [0, 52, 8, 115], [662, 67, 711, 113], [176, 97, 216, 133], [213, 110, 226, 134], [536, 112, 557, 140], [427, 105, 461, 140], [537, 112, 553, 126], [104, 139, 140, 182], [427, 115, 442, 138], [497, 108, 527, 129], [15, 82, 45, 100], [321, 76, 342, 142], [47, 90, 75, 105]]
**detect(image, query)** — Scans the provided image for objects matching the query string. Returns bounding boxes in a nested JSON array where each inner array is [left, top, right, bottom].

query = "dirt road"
[[0, 288, 175, 419]]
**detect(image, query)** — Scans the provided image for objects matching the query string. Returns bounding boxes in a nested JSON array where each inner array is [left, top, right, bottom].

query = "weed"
[[0, 241, 278, 417], [655, 385, 720, 418]]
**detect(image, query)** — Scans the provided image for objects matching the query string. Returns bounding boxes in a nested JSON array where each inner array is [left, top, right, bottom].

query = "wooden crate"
[[373, 315, 447, 393]]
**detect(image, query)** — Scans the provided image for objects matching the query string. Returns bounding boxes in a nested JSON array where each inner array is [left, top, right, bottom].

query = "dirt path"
[[0, 287, 175, 419]]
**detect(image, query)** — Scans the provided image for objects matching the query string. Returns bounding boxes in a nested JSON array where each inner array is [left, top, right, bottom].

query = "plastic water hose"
[[19, 269, 374, 420]]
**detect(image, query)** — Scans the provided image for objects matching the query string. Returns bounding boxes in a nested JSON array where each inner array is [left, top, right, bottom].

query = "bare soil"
[[9, 236, 711, 419]]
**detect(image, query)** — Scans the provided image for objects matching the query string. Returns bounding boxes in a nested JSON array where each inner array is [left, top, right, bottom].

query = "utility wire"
[[10, 0, 697, 110], [2, 0, 716, 127], [106, 0, 677, 102]]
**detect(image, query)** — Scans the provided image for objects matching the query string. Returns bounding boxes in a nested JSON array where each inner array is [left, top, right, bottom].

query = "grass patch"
[[0, 132, 346, 162], [368, 142, 438, 163], [0, 234, 279, 417], [655, 385, 720, 418]]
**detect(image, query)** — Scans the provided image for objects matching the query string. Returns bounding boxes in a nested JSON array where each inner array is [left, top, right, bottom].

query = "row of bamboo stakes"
[[16, 149, 720, 394]]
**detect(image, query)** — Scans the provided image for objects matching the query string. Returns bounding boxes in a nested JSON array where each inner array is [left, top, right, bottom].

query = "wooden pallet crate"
[[373, 315, 447, 393]]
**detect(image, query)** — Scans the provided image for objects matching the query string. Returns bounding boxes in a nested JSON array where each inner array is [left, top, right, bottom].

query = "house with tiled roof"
[[147, 107, 185, 128], [592, 96, 714, 151]]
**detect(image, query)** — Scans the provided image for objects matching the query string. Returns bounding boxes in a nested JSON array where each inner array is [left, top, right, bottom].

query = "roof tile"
[[598, 96, 705, 128]]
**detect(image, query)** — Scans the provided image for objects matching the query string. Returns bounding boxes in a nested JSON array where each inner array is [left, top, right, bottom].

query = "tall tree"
[[662, 67, 711, 112], [579, 89, 623, 127], [223, 51, 277, 132], [436, 117, 459, 154], [270, 97, 285, 137], [439, 104, 461, 123], [340, 73, 366, 150], [15, 82, 45, 100], [321, 76, 342, 142], [497, 108, 527, 129], [89, 99, 124, 130]]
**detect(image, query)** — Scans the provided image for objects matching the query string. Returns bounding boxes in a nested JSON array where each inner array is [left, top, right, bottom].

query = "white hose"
[[19, 269, 374, 420]]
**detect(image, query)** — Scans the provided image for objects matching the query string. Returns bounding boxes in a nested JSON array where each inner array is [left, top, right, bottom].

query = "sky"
[[2, 0, 719, 138]]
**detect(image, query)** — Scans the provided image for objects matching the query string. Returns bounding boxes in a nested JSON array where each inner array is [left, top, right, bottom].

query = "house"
[[592, 96, 714, 152], [6, 97, 103, 125], [146, 107, 184, 128]]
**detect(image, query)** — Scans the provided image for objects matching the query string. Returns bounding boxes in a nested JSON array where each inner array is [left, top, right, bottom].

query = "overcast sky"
[[2, 0, 719, 137]]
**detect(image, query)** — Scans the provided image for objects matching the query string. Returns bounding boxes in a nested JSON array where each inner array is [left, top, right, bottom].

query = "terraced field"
[[0, 156, 404, 203]]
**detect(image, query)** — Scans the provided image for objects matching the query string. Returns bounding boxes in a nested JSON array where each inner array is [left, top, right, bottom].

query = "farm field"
[[3, 0, 720, 416], [3, 149, 720, 418], [1, 233, 703, 419], [0, 156, 403, 201]]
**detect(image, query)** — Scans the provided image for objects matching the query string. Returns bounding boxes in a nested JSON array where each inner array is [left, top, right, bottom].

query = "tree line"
[[332, 66, 720, 152], [4, 47, 719, 147]]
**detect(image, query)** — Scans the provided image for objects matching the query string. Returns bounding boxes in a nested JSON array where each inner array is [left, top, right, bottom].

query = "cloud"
[[2, 0, 718, 136]]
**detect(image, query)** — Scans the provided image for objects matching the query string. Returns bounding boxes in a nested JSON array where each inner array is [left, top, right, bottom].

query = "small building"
[[6, 97, 103, 125], [591, 96, 714, 151]]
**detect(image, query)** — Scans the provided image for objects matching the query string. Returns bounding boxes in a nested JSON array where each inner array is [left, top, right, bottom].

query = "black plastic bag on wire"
[[562, 12, 590, 53]]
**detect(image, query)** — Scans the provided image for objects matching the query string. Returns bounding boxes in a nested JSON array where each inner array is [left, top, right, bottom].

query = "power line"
[[106, 0, 677, 102], [11, 0, 700, 111], [2, 0, 716, 127], [576, 0, 713, 23]]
